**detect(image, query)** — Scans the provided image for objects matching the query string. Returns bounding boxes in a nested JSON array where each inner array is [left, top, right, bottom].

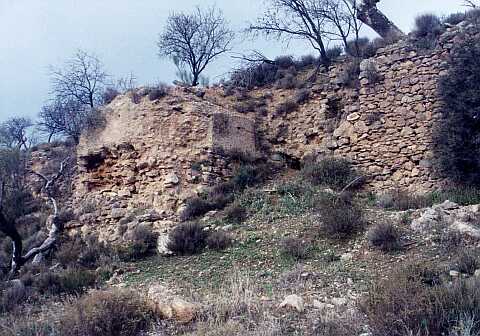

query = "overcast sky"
[[0, 0, 467, 122]]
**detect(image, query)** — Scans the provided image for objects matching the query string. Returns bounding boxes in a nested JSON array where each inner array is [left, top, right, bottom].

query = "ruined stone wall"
[[73, 89, 256, 242], [255, 22, 477, 192]]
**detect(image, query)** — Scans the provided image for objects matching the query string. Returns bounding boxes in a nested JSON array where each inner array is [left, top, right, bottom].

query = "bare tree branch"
[[1, 157, 70, 277], [464, 0, 478, 8]]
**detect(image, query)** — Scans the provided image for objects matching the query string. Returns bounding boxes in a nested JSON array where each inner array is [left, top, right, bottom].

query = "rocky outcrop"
[[411, 200, 480, 238]]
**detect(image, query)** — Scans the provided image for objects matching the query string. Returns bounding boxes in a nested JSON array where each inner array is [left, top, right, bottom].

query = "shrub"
[[325, 46, 342, 61], [275, 73, 299, 90], [208, 182, 235, 209], [102, 87, 120, 105], [434, 34, 480, 187], [317, 195, 366, 239], [452, 249, 479, 275], [32, 268, 96, 295], [443, 12, 467, 25], [206, 231, 233, 251], [413, 14, 443, 50], [294, 89, 310, 105], [362, 264, 480, 336], [117, 225, 158, 261], [180, 197, 214, 221], [223, 203, 247, 224], [147, 83, 169, 101], [280, 237, 309, 260], [340, 60, 361, 87], [364, 61, 381, 85], [233, 100, 256, 113], [275, 99, 298, 116], [301, 157, 362, 191], [377, 189, 431, 211], [59, 289, 151, 336], [231, 165, 265, 190], [296, 54, 318, 68], [367, 223, 401, 252], [0, 280, 26, 313], [168, 222, 208, 255]]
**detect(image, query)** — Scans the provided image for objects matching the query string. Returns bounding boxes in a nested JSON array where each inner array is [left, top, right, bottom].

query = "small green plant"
[[223, 203, 247, 224]]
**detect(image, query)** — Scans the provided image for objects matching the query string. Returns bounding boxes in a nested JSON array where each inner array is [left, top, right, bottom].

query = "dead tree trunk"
[[347, 0, 405, 40], [0, 157, 70, 277]]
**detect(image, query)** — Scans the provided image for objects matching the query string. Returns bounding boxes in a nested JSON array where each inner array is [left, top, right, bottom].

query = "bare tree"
[[49, 50, 107, 108], [39, 99, 98, 143], [158, 6, 235, 86], [39, 50, 108, 143], [0, 157, 70, 276], [249, 0, 332, 63], [0, 117, 33, 150]]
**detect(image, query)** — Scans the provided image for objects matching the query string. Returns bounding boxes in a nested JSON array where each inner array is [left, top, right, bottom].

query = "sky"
[[0, 0, 468, 122]]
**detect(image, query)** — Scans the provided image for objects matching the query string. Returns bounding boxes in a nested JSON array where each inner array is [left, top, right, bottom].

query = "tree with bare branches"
[[49, 50, 107, 108], [157, 6, 234, 86], [0, 117, 33, 150], [0, 156, 70, 276]]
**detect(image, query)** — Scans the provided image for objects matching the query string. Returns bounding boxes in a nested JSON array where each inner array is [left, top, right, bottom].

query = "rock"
[[157, 234, 172, 256], [138, 209, 162, 222], [346, 112, 361, 122], [474, 269, 480, 277], [164, 173, 180, 187], [341, 253, 353, 261], [147, 284, 196, 323], [111, 208, 127, 219], [279, 294, 304, 313], [449, 270, 460, 277]]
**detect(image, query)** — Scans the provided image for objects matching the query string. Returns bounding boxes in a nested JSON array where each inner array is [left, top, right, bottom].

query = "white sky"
[[0, 0, 467, 121]]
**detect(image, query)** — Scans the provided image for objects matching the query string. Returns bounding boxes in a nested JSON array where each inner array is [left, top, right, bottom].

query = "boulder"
[[279, 294, 304, 313], [157, 234, 172, 256], [147, 284, 196, 323]]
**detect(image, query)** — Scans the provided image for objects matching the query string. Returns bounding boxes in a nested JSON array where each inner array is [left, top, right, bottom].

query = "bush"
[[275, 99, 298, 116], [443, 12, 467, 25], [206, 231, 233, 251], [413, 14, 443, 50], [117, 225, 158, 261], [301, 157, 362, 191], [233, 100, 256, 113], [364, 61, 381, 85], [275, 72, 299, 90], [367, 223, 401, 252], [280, 237, 309, 260], [377, 189, 431, 211], [434, 34, 480, 187], [180, 197, 215, 221], [362, 264, 480, 336], [294, 89, 310, 105], [223, 203, 247, 224], [325, 46, 342, 61], [59, 289, 151, 336], [452, 249, 479, 275], [102, 87, 120, 105], [317, 195, 366, 239], [0, 280, 26, 313], [32, 268, 96, 295], [147, 83, 169, 101], [231, 164, 266, 191], [340, 60, 361, 87], [168, 222, 208, 255]]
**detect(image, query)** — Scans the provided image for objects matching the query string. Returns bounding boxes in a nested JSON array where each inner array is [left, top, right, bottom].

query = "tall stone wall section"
[[259, 23, 476, 191], [73, 90, 255, 242]]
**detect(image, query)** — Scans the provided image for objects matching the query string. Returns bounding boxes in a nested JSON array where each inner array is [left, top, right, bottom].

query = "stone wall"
[[71, 21, 478, 241], [253, 22, 477, 192], [73, 89, 256, 242]]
